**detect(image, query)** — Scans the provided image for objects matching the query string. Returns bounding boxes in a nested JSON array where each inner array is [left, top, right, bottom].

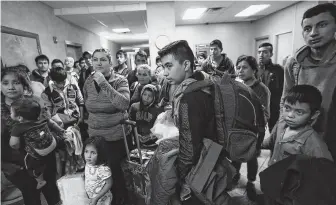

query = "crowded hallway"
[[1, 1, 336, 205]]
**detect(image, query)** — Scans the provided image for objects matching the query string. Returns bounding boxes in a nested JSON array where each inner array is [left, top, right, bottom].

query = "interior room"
[[2, 1, 336, 205]]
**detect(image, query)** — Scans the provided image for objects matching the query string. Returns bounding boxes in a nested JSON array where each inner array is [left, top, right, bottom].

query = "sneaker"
[[246, 182, 257, 201]]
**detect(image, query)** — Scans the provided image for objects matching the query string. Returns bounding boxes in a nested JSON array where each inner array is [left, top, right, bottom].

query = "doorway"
[[275, 31, 293, 65], [65, 41, 82, 61]]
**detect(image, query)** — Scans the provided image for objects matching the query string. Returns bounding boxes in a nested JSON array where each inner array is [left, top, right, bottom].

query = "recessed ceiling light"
[[235, 4, 270, 17], [112, 28, 131, 33], [183, 8, 207, 20]]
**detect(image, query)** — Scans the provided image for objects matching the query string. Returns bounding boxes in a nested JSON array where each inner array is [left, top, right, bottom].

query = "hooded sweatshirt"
[[129, 84, 164, 136], [281, 40, 336, 135]]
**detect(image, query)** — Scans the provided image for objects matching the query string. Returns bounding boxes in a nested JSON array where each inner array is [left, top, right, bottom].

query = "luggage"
[[120, 120, 154, 205], [57, 173, 89, 205], [182, 73, 265, 162]]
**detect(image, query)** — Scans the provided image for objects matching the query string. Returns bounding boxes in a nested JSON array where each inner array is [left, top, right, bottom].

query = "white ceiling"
[[42, 1, 299, 45]]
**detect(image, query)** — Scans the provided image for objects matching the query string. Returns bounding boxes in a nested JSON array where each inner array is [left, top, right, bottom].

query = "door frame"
[[64, 40, 82, 60]]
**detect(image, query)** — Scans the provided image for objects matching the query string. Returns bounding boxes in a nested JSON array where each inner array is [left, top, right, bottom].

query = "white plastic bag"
[[57, 173, 90, 205], [150, 110, 179, 144]]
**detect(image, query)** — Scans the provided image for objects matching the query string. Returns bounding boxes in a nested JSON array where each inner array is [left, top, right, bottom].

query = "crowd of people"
[[1, 3, 336, 205]]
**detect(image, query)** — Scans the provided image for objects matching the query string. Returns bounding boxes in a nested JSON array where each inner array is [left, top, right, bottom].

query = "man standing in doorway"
[[127, 50, 148, 86], [257, 42, 284, 132], [113, 50, 131, 77], [30, 54, 51, 87], [201, 39, 235, 77], [281, 3, 336, 137]]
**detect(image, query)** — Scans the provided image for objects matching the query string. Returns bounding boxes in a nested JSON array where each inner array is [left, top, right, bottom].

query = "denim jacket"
[[263, 119, 333, 166]]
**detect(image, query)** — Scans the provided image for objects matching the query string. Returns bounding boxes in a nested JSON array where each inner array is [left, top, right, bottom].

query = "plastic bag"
[[150, 110, 179, 144], [57, 173, 90, 205]]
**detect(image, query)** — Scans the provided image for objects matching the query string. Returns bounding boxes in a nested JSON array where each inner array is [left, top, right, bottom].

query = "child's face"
[[283, 101, 312, 128], [1, 73, 25, 100], [84, 144, 98, 165], [197, 56, 205, 64], [236, 60, 255, 82], [142, 90, 154, 106], [137, 69, 151, 85]]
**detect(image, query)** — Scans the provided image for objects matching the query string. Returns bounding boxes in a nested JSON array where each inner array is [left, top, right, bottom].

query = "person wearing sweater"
[[235, 55, 270, 201], [236, 55, 271, 122], [83, 48, 130, 205], [281, 3, 336, 136]]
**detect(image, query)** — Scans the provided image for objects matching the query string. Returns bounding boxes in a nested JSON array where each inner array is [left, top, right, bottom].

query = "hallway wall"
[[1, 1, 120, 69]]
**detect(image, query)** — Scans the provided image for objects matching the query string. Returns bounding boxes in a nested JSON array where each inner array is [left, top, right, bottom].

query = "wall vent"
[[207, 7, 224, 13]]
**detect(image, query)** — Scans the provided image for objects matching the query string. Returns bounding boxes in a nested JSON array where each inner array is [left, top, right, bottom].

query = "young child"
[[83, 136, 113, 205], [129, 84, 164, 145], [41, 66, 85, 128], [262, 85, 333, 166], [130, 64, 160, 104], [9, 98, 61, 189]]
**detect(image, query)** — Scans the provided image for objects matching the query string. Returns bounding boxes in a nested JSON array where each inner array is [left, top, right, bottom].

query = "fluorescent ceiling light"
[[112, 28, 131, 33], [183, 8, 207, 20], [235, 4, 270, 17]]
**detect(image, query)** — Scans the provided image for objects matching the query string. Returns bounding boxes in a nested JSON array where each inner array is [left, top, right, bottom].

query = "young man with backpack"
[[159, 40, 266, 204], [41, 66, 85, 128], [281, 3, 336, 136]]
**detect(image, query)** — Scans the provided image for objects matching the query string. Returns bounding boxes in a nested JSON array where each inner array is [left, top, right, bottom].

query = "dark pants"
[[269, 106, 280, 132], [24, 153, 45, 177], [6, 152, 60, 205], [232, 157, 258, 182], [182, 194, 203, 205], [106, 139, 129, 205]]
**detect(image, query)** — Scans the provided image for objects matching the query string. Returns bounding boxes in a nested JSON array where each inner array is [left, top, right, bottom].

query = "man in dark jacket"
[[257, 42, 284, 132], [30, 54, 51, 87], [159, 40, 220, 205], [201, 39, 235, 77]]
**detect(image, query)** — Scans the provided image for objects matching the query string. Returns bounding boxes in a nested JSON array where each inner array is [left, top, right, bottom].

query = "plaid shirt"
[[201, 54, 235, 77]]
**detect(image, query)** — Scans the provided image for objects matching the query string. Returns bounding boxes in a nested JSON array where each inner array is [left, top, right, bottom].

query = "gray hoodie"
[[281, 40, 336, 135]]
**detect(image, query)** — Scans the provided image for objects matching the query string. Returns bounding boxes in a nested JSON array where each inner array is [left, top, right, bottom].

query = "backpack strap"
[[289, 57, 301, 85], [183, 80, 213, 94]]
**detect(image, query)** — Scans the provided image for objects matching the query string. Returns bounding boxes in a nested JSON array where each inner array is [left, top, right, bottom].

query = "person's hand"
[[92, 71, 106, 85], [9, 136, 21, 150], [258, 59, 264, 69], [77, 117, 84, 125], [89, 198, 98, 205], [158, 98, 168, 108]]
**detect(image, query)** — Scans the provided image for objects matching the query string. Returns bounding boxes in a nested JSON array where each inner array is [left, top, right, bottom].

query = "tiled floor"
[[228, 127, 271, 205], [9, 134, 272, 205], [228, 149, 271, 205]]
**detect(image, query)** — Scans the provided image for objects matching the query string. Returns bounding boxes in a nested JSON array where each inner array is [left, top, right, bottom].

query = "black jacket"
[[260, 155, 336, 205]]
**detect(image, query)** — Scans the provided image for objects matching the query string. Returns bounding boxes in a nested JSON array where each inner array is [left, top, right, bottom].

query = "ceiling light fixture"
[[235, 4, 270, 17], [182, 8, 207, 20], [112, 28, 131, 33]]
